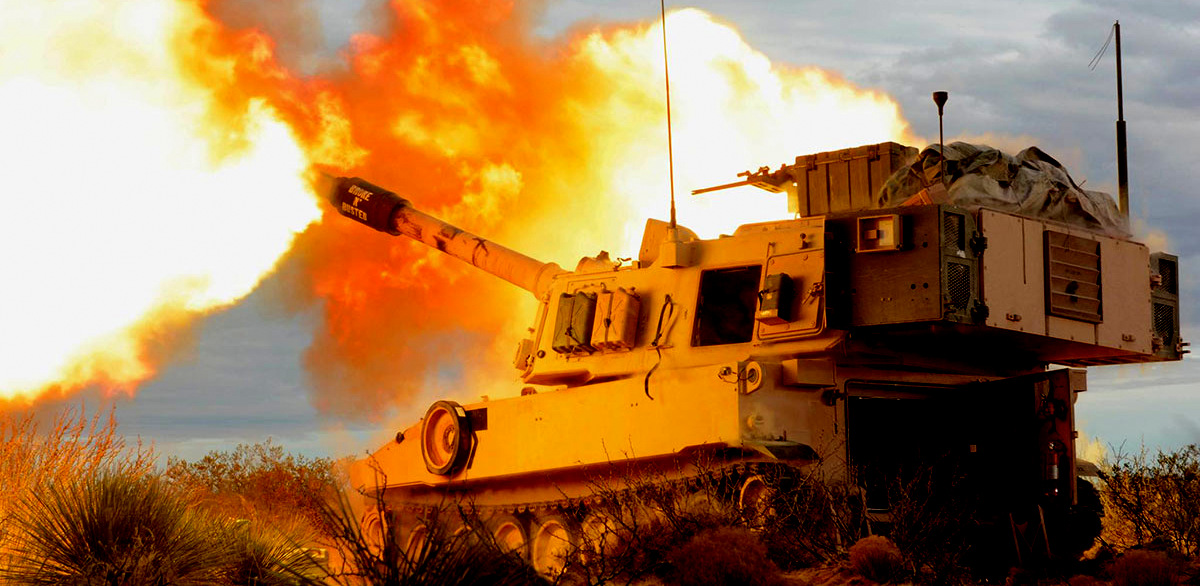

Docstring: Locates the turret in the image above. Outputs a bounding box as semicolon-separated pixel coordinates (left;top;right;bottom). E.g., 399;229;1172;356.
322;175;567;298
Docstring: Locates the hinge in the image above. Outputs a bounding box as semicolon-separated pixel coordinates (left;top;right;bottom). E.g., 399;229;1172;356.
794;154;817;171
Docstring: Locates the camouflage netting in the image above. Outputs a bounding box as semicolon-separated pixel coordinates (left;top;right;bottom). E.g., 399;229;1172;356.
877;142;1129;237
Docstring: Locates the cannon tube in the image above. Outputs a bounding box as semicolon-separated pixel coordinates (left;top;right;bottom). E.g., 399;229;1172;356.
324;176;566;298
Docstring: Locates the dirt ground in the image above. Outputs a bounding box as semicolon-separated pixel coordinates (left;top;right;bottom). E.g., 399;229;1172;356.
781;565;880;585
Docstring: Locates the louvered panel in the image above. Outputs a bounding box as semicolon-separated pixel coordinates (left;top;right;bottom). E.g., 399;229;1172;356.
1045;231;1102;323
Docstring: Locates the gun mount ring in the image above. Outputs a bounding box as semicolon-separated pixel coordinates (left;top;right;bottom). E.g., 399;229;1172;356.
421;400;472;475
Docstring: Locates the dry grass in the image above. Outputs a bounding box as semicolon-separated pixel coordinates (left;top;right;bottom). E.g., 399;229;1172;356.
0;405;154;560
665;526;785;586
1108;550;1183;586
1100;444;1200;556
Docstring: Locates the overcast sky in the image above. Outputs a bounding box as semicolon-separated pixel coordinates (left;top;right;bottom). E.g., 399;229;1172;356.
42;0;1198;463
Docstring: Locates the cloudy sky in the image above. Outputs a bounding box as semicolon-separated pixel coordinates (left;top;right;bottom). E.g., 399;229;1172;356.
16;0;1198;463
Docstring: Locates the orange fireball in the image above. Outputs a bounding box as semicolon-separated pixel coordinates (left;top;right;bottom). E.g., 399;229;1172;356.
0;0;321;401
0;0;915;417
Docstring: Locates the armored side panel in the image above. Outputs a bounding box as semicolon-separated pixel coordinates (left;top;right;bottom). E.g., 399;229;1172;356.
824;205;1168;368
979;210;1160;366
827;204;981;327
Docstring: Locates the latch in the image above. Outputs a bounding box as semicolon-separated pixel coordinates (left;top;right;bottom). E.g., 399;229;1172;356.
970;232;988;256
806;281;825;305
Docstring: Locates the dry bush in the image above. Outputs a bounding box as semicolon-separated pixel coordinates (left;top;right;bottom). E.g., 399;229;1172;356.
1067;574;1103;586
164;439;339;535
1;469;324;586
1108;550;1183;586
756;465;867;569
1099;444;1200;556
576;460;868;581
221;520;326;585
881;462;973;584
2;470;226;585
0;405;153;560
665;526;784;586
848;535;904;583
304;469;544;586
565;460;744;585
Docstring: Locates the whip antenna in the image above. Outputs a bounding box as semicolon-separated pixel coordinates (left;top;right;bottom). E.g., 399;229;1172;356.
1115;21;1128;219
1089;21;1129;220
661;0;677;229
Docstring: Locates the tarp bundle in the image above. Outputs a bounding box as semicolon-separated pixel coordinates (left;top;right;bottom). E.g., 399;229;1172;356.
877;142;1128;236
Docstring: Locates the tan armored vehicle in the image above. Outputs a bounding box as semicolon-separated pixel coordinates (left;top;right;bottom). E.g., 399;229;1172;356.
325;141;1182;573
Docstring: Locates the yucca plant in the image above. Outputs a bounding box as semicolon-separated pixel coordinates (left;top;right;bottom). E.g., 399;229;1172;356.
2;470;229;585
220;519;327;586
0;406;153;559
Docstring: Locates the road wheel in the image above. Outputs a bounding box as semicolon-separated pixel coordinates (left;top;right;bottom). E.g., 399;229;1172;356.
361;509;386;555
491;514;529;561
580;511;620;565
738;475;775;528
530;513;577;577
404;522;429;561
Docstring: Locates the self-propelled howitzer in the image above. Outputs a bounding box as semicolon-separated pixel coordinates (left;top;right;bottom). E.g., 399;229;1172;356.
321;141;1182;574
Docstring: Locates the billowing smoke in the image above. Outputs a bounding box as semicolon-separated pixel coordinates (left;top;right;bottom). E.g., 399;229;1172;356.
250;2;915;420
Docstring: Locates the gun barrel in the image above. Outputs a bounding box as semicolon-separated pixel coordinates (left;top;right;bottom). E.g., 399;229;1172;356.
691;179;753;195
325;176;565;298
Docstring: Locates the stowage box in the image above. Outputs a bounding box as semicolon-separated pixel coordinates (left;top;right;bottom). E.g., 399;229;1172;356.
789;142;917;217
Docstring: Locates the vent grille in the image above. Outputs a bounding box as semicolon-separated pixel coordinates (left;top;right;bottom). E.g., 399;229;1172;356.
943;212;964;252
1045;231;1102;323
1158;257;1178;296
1154;302;1177;347
947;262;972;310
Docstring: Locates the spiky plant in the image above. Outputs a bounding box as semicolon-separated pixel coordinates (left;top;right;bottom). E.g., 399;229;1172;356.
2;470;228;586
219;520;327;586
0;406;153;558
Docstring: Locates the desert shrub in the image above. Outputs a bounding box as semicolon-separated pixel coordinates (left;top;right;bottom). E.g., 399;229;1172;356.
1108;550;1182;586
848;535;904;583
665;526;783;586
220;520;325;586
757;467;866;569
569;462;743;584
1100;444;1200;556
2;470;229;585
165;439;338;534
0;406;153;564
882;462;972;583
1067;574;1103;586
305;471;544;586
